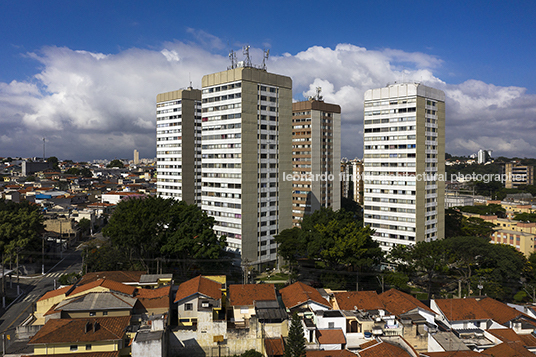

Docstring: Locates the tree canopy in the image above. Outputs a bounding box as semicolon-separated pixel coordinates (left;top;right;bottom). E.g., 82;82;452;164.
0;200;44;261
102;196;226;273
106;159;125;168
284;312;306;357
276;208;382;289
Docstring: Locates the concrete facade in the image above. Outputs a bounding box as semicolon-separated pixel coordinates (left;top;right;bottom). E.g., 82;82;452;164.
201;67;292;266
363;83;445;250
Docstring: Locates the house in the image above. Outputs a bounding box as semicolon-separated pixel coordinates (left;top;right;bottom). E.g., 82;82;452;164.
134;286;172;325
174;275;224;328
280;282;331;313
378;289;437;352
477;297;536;333
431;298;496;331
78;271;146;286
28;316;131;356
35;279;137;324
228;284;277;328
356;336;417;357
488;328;536;354
315;328;346;350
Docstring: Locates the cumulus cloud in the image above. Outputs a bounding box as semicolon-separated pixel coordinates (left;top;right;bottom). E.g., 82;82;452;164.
0;35;535;161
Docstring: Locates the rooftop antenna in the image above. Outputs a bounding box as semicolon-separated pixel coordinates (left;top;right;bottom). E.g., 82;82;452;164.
243;45;251;67
188;72;193;89
316;87;323;101
228;49;237;70
43;137;46;161
262;49;270;70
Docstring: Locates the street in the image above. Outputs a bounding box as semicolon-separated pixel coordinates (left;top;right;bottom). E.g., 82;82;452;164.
0;249;82;354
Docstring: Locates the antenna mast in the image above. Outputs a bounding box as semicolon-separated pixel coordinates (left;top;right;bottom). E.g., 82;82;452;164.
262;49;270;70
43;137;46;161
228;50;237;70
243;45;252;67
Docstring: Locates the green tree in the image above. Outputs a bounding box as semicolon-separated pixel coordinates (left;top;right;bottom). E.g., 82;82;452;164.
514;212;536;223
66;167;80;175
445;208;463;238
389;240;448;299
78;218;91;235
103;196;226;273
461;217;495;238
0;200;45;264
46;156;59;169
80;167;93;178
107;159;124;168
284;313;306;357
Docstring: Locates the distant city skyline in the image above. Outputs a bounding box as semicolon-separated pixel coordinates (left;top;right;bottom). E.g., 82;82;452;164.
1;1;535;161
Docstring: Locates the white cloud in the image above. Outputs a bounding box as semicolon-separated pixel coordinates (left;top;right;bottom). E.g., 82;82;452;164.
0;36;535;161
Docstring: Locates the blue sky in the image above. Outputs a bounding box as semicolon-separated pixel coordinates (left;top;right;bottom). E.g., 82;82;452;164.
1;0;535;161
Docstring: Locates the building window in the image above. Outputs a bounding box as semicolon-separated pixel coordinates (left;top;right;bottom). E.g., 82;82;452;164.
86;344;92;350
70;345;78;351
89;312;96;316
103;311;108;316
185;303;193;311
328;322;334;328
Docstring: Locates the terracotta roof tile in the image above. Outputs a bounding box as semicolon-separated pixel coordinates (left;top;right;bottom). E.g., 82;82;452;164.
24;353;119;357
358;340;412;357
70;279;136;297
79;271;145;285
136;286;171;310
434;298;490;321
229;284;276;306
265;337;285;356
477;297;528;324
484;341;534;357
359;340;378;349
378;289;434;316
422;352;492;357
333;291;383;311
29;316;130;344
175;275;222;303
306;350;357;357
316;329;346;345
280;282;331;310
38;285;71;302
488;328;536;346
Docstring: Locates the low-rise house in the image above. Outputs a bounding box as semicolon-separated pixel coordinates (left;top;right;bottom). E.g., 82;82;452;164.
431;298;497;331
280;282;331;313
315;329;346;350
28;316;131;356
228;283;277;328
477;297;536;333
174;275;224;328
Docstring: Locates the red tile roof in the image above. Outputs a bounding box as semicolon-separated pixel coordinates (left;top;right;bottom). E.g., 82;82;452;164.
38;285;71;302
358;340;412;357
488;328;536;346
484;341;534;357
434;298;490;321
422;352;492;357
333;291;383;311
280;282;331;310
79;271;145;285
24;353;119;357
264;337;285;356
229;284;276;306
174;275;222;303
379;288;434;316
306;350;357;357
316;329;346;345
477;297;528;324
29;316;130;344
69;279;136;297
359;340;378;349
136;286;171;310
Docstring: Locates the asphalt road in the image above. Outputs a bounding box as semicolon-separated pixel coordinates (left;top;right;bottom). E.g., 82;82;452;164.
0;249;82;353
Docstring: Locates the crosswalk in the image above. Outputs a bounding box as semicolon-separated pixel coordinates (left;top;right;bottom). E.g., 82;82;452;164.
21;293;40;303
45;272;63;279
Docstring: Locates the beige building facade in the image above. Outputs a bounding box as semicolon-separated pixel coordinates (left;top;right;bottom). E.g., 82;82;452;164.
363;83;445;250
156;88;202;205
503;162;534;189
201;67;292;266
291;99;341;226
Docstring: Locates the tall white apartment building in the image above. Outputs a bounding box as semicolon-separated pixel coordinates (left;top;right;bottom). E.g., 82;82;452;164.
363;83;445;250
156;88;202;205
201;66;292;266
